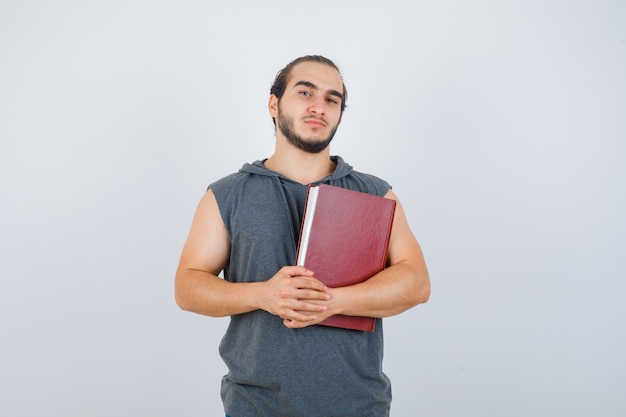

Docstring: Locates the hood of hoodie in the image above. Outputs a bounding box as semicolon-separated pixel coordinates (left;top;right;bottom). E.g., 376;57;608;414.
238;155;354;184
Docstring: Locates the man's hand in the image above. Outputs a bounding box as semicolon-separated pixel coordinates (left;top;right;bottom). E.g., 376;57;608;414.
261;266;330;328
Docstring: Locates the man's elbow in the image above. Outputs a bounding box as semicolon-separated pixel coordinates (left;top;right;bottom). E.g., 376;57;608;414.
415;282;430;305
411;272;430;306
174;273;196;312
175;287;192;312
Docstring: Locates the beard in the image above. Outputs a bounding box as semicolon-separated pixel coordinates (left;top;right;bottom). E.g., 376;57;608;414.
277;105;338;154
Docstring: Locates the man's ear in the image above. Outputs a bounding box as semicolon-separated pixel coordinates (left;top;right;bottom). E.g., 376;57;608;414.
268;94;279;119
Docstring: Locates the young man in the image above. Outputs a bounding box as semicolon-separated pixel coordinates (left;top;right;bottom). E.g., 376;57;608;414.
175;55;430;417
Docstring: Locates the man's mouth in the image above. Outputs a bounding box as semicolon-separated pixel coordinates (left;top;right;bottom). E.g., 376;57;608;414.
304;118;326;128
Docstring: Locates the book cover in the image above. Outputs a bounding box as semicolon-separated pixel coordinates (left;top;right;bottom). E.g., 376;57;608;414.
296;184;396;331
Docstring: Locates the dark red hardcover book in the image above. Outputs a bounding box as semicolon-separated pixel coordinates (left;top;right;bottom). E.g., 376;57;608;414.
295;184;396;331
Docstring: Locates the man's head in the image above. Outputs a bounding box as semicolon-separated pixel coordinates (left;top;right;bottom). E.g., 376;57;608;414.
268;55;347;154
270;55;348;115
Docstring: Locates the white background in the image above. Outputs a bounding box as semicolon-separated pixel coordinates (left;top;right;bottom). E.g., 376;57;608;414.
1;1;624;416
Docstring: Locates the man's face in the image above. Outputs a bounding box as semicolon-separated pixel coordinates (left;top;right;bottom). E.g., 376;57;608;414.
270;62;344;154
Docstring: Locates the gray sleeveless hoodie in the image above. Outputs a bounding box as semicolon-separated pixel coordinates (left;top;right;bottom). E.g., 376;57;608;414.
209;156;392;417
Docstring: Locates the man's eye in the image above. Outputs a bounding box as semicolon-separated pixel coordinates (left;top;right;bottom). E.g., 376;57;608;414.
327;98;338;104
299;90;311;96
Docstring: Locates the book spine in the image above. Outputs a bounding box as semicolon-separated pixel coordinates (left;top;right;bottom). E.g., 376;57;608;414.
295;185;320;266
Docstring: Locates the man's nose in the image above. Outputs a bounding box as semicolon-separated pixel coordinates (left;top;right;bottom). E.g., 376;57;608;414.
308;97;326;115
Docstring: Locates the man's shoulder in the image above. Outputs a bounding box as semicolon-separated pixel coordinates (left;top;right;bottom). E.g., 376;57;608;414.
208;170;247;189
331;156;390;196
336;169;391;198
208;162;271;190
346;169;388;183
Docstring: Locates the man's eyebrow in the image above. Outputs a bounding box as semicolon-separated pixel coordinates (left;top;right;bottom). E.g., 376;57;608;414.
294;80;344;101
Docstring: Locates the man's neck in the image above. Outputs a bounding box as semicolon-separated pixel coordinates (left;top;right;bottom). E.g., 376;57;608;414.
264;148;336;185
